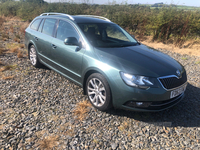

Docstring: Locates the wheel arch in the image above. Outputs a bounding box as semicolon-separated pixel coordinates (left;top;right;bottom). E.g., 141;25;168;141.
27;41;35;59
83;68;113;110
82;68;112;96
28;42;34;59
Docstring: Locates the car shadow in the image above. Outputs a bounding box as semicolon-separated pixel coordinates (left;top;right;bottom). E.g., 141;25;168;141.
107;83;200;127
40;64;51;70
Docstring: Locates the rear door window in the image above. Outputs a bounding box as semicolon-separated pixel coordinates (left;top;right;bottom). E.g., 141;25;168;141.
30;19;42;30
42;18;57;36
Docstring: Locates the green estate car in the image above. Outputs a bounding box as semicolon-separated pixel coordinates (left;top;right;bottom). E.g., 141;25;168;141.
25;13;187;112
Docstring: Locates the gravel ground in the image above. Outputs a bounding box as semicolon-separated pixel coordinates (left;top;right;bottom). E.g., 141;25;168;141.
0;42;200;149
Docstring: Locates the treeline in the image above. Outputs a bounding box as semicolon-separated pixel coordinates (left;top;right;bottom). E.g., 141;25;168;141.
0;0;200;45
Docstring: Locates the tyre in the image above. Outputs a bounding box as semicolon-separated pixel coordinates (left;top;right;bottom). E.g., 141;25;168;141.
29;45;42;68
86;73;112;111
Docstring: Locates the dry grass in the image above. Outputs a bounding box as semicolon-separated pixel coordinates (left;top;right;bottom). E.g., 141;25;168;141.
14;35;21;43
10;47;19;53
0;47;5;55
36;130;48;138
0;124;4;130
65;128;75;137
2;75;14;80
15;34;20;39
59;123;76;137
73;100;91;121
14;37;18;42
6;43;21;53
38;135;59;150
17;51;23;58
10;26;14;33
118;121;129;131
47;115;59;122
20;21;29;34
0;65;13;72
19;44;25;48
0;16;5;26
0;48;3;55
2;33;9;39
140;36;200;57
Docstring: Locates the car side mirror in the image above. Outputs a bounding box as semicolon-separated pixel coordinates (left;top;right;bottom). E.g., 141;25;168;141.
64;37;80;46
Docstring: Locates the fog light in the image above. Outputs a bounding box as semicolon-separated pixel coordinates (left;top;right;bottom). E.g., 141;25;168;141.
136;102;143;106
124;101;152;108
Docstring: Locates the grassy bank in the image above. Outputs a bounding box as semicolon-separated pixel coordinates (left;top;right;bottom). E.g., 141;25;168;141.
0;1;200;46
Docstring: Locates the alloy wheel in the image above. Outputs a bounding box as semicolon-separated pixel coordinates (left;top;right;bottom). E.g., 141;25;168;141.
87;78;106;107
29;46;37;65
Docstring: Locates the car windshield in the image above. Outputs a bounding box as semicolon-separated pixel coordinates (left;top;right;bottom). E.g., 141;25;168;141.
78;23;137;48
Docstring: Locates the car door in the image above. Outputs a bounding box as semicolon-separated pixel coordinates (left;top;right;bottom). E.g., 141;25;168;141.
36;18;57;65
34;18;45;55
28;18;42;51
51;20;85;83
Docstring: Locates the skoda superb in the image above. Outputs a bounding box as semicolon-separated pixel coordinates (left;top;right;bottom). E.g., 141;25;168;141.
25;13;187;111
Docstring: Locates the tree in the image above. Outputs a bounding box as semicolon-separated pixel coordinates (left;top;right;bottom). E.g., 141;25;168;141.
0;0;14;3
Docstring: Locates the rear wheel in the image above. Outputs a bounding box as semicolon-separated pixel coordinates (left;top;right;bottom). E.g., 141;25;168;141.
86;73;112;111
29;45;42;68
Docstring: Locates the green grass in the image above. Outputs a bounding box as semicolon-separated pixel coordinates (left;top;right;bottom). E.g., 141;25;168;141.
149;4;200;11
195;61;200;64
177;5;200;10
181;57;188;60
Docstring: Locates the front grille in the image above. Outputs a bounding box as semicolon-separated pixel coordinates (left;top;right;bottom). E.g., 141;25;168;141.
159;71;187;90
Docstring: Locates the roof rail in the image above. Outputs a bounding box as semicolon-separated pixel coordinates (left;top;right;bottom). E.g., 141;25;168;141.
76;15;111;22
40;12;74;21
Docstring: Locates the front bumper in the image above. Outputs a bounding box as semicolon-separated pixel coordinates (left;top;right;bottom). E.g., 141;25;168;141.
110;76;187;112
120;92;185;112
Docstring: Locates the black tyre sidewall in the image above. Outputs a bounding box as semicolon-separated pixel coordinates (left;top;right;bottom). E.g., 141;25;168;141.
86;73;112;111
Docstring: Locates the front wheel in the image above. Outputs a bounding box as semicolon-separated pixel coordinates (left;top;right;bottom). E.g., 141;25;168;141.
86;73;112;111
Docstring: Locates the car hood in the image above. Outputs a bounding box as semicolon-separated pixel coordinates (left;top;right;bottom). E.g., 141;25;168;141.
94;44;184;77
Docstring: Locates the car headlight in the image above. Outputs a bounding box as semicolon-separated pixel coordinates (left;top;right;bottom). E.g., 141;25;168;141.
120;72;157;89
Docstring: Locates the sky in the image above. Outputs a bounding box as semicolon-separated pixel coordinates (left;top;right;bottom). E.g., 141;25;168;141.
44;0;200;7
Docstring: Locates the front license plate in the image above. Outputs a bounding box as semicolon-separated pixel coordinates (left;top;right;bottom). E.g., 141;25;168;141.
170;84;187;99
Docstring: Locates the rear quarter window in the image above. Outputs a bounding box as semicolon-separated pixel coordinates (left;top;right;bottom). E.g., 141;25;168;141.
38;19;44;32
30;19;42;30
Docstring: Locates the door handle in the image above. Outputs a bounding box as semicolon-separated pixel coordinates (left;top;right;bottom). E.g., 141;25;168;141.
51;44;57;49
34;37;38;41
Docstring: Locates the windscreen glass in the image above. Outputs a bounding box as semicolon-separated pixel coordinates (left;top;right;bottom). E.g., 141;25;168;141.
78;23;137;47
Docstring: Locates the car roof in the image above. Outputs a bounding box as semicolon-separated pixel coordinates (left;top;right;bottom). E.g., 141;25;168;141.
37;13;114;24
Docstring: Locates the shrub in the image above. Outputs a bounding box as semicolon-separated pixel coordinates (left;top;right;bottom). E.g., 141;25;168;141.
0;1;200;45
